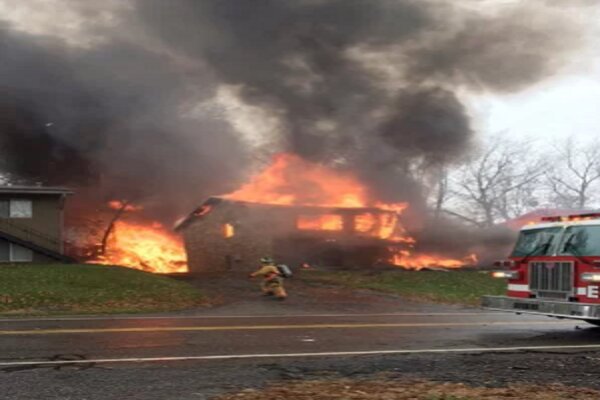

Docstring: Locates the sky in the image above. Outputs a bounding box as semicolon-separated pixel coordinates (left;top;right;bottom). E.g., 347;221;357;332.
468;73;600;142
465;0;600;143
0;0;598;153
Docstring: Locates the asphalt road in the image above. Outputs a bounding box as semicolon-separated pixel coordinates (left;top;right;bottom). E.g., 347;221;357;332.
2;283;600;399
0;310;592;363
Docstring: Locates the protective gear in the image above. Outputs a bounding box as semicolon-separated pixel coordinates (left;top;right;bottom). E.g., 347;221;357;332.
276;264;293;278
260;256;275;265
250;261;287;299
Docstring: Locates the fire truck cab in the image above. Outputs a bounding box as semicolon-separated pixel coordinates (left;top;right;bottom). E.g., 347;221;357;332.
482;213;600;324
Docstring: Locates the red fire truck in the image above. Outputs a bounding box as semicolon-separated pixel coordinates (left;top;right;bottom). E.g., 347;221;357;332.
482;213;600;325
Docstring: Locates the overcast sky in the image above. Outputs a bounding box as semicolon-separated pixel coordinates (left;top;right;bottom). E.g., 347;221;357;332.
468;69;600;142
1;0;598;145
466;1;600;143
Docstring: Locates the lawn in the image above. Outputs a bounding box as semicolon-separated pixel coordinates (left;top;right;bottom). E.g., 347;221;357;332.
300;269;506;305
0;263;206;315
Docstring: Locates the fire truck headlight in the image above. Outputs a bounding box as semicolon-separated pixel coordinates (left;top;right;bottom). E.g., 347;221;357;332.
581;273;600;282
491;271;520;279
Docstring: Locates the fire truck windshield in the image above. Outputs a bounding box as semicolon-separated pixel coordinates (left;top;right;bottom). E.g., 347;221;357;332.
558;225;600;256
511;227;563;257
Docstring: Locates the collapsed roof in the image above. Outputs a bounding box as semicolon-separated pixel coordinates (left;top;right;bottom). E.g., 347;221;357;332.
174;196;397;232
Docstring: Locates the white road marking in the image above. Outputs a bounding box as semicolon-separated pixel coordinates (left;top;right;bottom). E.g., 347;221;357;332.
0;312;507;323
2;344;600;367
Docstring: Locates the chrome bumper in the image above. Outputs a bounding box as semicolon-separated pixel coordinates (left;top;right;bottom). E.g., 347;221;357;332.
482;295;600;320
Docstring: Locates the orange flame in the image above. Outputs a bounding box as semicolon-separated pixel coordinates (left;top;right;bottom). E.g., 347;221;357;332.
297;214;343;231
225;153;406;210
108;200;143;212
225;153;416;242
93;220;188;274
355;213;377;233
194;205;212;217
389;249;478;271
223;153;477;270
223;223;235;238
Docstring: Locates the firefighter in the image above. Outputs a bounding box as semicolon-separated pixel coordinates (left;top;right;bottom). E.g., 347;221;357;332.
249;256;287;300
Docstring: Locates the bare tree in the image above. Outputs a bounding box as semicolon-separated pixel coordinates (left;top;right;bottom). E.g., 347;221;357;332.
446;136;546;227
429;166;450;220
495;178;541;221
546;137;600;210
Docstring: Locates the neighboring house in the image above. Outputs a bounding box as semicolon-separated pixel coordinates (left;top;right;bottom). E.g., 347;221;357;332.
0;185;73;263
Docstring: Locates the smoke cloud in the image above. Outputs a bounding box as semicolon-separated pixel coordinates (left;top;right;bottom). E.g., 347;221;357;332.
0;0;588;221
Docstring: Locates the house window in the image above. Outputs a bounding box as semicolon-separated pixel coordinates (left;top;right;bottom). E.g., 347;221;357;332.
0;240;33;262
9;243;33;262
297;214;343;231
223;223;235;238
0;199;33;218
0;201;8;218
10;200;33;218
0;239;9;261
354;213;377;233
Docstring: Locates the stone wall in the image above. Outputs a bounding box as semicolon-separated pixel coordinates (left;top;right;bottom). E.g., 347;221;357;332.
183;202;284;274
181;200;397;275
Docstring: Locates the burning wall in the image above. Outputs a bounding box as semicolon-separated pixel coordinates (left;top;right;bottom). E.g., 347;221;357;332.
177;199;283;274
176;197;404;274
177;153;477;273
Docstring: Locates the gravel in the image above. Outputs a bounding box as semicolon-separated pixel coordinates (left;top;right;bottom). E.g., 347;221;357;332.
3;351;600;399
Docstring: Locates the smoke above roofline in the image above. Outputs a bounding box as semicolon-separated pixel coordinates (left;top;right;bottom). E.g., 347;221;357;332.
0;0;590;222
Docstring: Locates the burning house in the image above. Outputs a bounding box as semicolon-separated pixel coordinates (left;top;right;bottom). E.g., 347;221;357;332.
175;197;403;273
0;2;578;276
175;154;476;274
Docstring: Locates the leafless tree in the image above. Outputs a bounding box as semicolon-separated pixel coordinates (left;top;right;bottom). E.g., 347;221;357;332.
446;136;546;227
495;179;541;221
546;137;600;210
429;166;450;220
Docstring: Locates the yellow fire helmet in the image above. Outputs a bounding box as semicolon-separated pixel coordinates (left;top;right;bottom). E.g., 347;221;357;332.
260;256;274;265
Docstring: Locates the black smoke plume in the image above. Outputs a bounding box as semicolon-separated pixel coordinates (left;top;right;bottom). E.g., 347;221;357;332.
0;0;585;227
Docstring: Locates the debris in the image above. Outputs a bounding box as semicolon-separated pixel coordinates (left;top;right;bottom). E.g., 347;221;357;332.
214;378;600;400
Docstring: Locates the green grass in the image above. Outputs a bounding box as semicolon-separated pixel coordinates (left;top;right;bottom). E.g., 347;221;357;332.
300;269;506;305
0;263;206;315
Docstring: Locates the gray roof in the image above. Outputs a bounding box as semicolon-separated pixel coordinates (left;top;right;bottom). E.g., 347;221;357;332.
0;185;73;195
